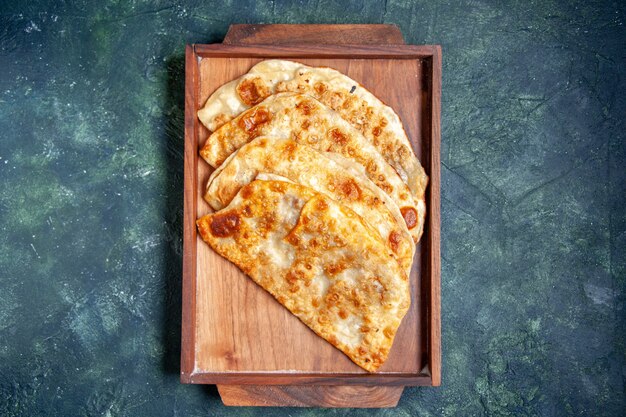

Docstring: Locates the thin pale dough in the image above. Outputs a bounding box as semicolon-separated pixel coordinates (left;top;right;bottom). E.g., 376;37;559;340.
196;180;411;372
197;59;428;202
200;92;425;241
205;137;414;275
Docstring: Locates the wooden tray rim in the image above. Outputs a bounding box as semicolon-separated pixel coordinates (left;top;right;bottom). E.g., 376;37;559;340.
181;43;441;386
194;43;440;58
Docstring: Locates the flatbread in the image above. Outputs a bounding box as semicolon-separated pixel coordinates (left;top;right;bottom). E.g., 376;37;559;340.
200;92;425;241
205;137;414;275
196;180;411;372
197;59;428;203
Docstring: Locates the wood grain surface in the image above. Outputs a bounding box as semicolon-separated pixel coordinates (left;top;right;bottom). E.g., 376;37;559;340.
427;46;442;387
181;44;198;383
195;56;424;374
181;25;441;394
194;43;440;58
223;24;405;45
218;384;404;407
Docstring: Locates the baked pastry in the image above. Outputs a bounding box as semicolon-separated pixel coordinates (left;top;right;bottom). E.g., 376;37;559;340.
205;136;414;274
200;92;425;241
197;59;428;206
197;180;411;372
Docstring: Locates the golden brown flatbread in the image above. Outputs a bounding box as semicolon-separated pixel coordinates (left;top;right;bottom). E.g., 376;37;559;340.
197;59;428;206
200;92;425;241
196;180;411;372
205;137;414;275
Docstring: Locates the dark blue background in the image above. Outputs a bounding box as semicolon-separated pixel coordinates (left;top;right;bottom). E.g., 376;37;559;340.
0;1;624;415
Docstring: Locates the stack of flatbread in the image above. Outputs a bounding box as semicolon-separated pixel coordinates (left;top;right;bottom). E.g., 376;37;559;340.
196;60;428;372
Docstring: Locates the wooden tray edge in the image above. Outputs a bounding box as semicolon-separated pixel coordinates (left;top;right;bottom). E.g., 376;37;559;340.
193;43;440;59
223;24;405;45
185;372;433;386
181;44;199;383
218;385;404;407
428;45;442;387
180;40;442;388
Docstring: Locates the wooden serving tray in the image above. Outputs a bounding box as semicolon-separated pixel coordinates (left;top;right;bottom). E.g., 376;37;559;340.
181;24;441;408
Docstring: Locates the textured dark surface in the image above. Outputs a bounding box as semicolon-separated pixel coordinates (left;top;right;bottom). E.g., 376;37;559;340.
0;1;624;415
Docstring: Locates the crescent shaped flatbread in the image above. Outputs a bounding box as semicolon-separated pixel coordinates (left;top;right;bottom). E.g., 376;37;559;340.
197;59;428;202
200;92;425;241
205;137;414;275
196;180;411;372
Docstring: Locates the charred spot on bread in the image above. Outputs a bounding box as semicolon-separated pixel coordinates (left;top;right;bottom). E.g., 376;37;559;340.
388;231;402;253
237;77;270;106
295;100;313;115
329;128;348;146
238;107;272;134
400;207;418;229
340;178;362;200
210;212;240;237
